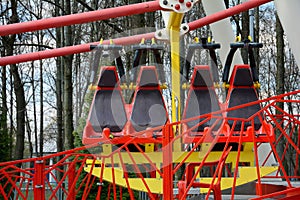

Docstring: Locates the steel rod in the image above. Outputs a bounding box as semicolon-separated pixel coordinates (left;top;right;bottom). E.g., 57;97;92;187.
0;1;161;36
0;0;272;66
189;0;272;30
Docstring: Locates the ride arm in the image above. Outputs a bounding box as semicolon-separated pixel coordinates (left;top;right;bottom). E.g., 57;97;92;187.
153;48;166;83
90;48;102;85
208;49;219;83
222;47;238;84
183;47;194;82
113;50;125;81
183;41;221;83
132;49;144;83
223;42;262;84
248;47;259;83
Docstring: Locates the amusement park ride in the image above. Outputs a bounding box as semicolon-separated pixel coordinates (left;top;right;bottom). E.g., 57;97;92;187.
1;0;300;199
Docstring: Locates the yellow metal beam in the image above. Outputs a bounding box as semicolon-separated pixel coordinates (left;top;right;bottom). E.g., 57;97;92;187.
85;150;255;165
167;12;184;152
85;162;277;194
167;12;183;123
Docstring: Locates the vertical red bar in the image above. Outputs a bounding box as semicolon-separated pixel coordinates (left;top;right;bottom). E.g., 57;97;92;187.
162;124;173;200
34;160;45;200
68;163;76;200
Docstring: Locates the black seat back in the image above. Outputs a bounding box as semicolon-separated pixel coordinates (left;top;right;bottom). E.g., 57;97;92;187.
183;66;222;132
227;65;262;131
89;66;127;132
130;66;168;132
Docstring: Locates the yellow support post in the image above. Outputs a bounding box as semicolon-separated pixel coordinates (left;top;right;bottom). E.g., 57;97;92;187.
167;12;184;152
167;12;183;123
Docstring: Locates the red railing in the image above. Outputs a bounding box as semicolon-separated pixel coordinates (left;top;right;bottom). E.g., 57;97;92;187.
0;90;299;199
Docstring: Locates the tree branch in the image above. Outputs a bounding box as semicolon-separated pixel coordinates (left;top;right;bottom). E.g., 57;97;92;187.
0;43;54;50
75;0;125;34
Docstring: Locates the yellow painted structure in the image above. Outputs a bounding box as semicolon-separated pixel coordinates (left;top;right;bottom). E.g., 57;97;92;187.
85;156;278;194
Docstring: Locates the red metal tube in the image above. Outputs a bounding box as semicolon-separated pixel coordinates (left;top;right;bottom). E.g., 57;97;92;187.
0;1;161;36
0;32;155;66
33;160;45;200
162;125;173;200
0;0;272;66
189;0;272;30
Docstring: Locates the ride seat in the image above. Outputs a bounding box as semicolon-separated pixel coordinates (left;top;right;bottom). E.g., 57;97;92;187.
227;65;262;131
83;66;127;144
183;66;222;133
130;66;168;132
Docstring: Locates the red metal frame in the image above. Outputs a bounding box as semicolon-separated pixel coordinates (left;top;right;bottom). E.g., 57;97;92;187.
0;89;300;199
0;1;162;37
0;0;299;199
189;0;272;31
0;0;272;66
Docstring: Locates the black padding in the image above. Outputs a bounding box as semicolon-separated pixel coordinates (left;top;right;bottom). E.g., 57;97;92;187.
233;68;253;86
138;68;159;87
193;69;214;87
227;88;262;131
98;69;118;87
89;105;101;132
131;90;167;132
90;90;127;132
185;89;222;132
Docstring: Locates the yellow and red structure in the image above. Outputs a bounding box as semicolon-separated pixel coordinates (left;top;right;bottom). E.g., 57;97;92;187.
1;0;300;200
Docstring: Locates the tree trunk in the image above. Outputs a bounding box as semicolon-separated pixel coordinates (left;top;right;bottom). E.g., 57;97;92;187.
31;61;39;156
2;0;25;161
275;14;287;171
11;63;26;160
241;11;249;63
276;15;285;102
55;0;64;154
0;54;10;162
254;7;260;76
64;0;75;150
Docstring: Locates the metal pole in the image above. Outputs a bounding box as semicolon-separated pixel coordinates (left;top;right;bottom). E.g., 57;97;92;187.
0;1;162;36
188;0;272;31
0;32;155;66
33;160;45;200
162;125;173;200
0;0;272;66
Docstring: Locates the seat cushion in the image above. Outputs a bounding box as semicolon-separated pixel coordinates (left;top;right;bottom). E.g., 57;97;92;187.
227;88;262;131
131;90;167;132
185;89;222;132
91;90;127;132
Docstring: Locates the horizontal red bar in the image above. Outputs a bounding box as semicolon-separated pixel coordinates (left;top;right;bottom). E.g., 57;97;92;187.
189;0;272;30
0;33;155;66
0;1;161;36
0;0;272;66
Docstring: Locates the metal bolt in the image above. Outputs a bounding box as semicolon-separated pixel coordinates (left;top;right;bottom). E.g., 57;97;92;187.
186;2;192;8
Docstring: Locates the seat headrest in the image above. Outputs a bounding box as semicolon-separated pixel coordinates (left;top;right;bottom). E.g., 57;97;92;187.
137;66;159;87
98;66;118;87
192;66;214;87
233;66;253;86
